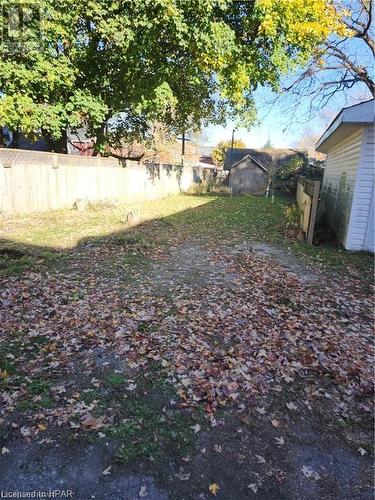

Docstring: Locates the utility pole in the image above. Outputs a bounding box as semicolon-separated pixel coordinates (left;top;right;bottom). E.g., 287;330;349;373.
230;128;235;167
181;130;185;165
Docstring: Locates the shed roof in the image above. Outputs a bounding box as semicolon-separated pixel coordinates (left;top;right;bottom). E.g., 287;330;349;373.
224;148;305;171
316;99;375;153
230;153;268;172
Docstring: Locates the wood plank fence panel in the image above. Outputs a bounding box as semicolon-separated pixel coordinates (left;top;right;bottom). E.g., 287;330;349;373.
296;176;321;245
0;149;211;216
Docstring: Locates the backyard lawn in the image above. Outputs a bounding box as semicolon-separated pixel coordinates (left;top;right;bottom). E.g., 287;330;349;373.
0;194;373;499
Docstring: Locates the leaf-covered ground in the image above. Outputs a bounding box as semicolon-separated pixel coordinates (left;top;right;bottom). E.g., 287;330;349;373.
0;195;373;499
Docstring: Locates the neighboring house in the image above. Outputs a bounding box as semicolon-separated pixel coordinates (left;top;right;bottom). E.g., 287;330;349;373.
2;127;50;151
199;155;215;166
67;128;94;156
2;126;92;155
316;99;374;252
225;148;306;195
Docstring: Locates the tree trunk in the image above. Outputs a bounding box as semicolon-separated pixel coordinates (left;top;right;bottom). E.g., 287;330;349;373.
10;130;20;148
93;122;107;156
55;129;68;154
43;129;68;153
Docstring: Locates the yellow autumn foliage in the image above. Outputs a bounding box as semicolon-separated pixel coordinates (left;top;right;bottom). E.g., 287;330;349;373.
256;0;348;47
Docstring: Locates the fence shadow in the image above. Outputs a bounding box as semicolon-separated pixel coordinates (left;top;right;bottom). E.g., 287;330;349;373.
0;196;224;276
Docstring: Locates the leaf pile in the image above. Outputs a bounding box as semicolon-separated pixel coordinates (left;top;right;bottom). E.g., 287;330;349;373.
0;237;373;439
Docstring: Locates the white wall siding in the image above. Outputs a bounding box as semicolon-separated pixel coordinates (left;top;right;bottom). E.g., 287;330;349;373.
347;125;375;251
322;127;364;247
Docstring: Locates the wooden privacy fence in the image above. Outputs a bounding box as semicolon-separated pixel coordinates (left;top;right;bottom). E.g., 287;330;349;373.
296;176;321;245
0;148;214;216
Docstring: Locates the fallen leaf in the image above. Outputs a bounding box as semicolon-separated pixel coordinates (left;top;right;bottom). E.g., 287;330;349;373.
176;470;191;481
209;483;220;496
286;402;298;411
139;485;147;497
80;413;106;430
301;465;320;480
248;484;258;493
256;407;266;415
20;426;32;438
102;466;112;476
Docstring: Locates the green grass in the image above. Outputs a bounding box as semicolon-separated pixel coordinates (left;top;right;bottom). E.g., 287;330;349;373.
109;400;196;464
105;373;127;387
27;378;51;395
104;369;199;464
81;389;102;405
17;395;54;412
15;378;54;412
0;332;49;376
291;240;374;277
0;196;210;249
0;194;372;280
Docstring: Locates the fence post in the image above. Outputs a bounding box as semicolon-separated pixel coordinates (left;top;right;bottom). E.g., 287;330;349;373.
52;154;58;169
306;180;320;245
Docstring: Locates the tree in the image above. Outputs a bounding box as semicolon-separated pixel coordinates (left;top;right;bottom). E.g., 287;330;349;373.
212;139;246;167
273;157;305;194
270;0;374;119
293;126;326;161
0;0;345;153
263;135;273;149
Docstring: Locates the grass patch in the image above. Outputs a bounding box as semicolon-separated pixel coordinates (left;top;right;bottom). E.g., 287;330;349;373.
16;378;54;412
121;253;148;268
0;247;40;276
105;373;127;387
1;194;372;280
82;389;102;405
0;334;51;385
109;399;196;464
102;367;199;464
0;340;21;375
17;395;54;412
290;240;374;283
27;378;51;396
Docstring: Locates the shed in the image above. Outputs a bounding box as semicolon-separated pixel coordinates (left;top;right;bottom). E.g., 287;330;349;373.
226;148;306;195
228;154;268;195
316;99;374;252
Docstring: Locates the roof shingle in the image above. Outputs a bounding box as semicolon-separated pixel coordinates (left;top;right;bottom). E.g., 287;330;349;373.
224;148;306;171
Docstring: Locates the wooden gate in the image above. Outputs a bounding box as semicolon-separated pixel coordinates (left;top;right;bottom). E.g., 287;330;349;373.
296;177;320;245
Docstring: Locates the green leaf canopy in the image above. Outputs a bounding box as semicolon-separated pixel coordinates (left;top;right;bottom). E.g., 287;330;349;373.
0;0;343;151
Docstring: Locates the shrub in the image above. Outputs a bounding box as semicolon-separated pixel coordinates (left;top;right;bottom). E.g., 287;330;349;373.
274;157;304;194
187;179;231;195
274;158;324;195
283;203;300;229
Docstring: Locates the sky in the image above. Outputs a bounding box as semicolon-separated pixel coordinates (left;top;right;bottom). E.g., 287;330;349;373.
201;82;372;150
200;33;373;150
201;86;302;149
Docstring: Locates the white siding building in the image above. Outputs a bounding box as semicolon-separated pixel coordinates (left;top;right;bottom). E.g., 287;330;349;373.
316;99;375;252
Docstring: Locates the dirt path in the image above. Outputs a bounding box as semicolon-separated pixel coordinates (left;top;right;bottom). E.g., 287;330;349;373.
0;233;373;499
